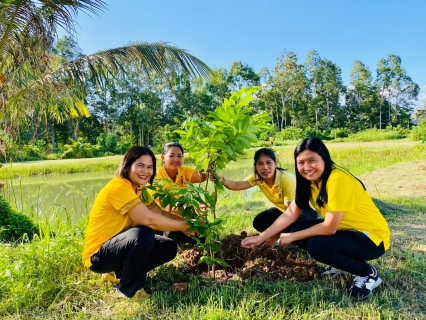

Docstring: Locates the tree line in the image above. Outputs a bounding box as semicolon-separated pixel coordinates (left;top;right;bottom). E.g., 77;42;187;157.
0;1;424;160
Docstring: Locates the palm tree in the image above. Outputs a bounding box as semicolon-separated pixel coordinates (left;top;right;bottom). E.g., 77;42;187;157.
0;0;212;123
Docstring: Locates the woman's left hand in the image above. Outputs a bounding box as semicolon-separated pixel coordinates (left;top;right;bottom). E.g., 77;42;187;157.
277;233;294;246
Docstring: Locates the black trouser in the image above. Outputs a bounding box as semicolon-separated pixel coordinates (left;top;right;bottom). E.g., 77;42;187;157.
253;207;318;232
256;217;386;277
90;226;177;298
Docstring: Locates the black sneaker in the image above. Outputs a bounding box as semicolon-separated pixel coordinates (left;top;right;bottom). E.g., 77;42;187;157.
319;265;349;278
348;265;382;298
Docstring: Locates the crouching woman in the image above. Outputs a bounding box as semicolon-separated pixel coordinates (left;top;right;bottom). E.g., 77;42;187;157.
241;138;390;298
82;146;193;300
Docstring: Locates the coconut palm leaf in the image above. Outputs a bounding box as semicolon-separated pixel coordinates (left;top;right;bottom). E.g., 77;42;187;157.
3;41;213;118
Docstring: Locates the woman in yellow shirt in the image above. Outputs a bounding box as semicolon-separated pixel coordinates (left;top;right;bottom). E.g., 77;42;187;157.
156;142;208;187
242;138;390;299
82;146;193;300
156;142;208;243
213;148;317;246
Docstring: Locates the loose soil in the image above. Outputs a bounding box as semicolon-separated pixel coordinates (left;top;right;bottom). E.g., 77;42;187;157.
178;232;320;283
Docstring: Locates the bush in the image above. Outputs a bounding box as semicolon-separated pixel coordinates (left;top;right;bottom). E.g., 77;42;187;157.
60;138;95;159
0;196;39;242
277;127;306;141
410;119;426;141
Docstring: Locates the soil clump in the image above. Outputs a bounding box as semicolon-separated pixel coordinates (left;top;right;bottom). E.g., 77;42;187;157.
178;232;320;283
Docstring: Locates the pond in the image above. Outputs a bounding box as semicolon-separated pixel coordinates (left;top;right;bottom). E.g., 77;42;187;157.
0;158;261;223
1;172;114;222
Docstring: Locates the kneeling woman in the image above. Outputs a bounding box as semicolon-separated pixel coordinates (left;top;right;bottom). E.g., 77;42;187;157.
241;138;390;298
82;146;193;300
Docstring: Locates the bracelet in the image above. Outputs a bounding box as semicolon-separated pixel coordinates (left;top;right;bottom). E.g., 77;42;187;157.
221;176;226;184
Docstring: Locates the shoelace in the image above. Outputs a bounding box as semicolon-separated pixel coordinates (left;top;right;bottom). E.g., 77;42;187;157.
353;275;368;288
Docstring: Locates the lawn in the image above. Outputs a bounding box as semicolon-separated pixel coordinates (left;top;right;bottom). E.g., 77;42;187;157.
0;140;425;319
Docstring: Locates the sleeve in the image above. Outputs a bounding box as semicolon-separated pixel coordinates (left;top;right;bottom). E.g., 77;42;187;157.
183;166;196;182
281;172;296;202
244;173;257;187
107;180;142;216
326;171;355;212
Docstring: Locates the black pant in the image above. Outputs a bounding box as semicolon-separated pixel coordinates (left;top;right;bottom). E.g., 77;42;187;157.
256;216;386;277
90;226;177;298
253;207;318;232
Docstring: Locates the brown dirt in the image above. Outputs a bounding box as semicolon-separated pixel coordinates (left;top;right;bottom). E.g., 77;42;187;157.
177;232;320;283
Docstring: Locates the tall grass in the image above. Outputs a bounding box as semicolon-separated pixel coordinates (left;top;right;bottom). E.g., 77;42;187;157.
0;141;425;319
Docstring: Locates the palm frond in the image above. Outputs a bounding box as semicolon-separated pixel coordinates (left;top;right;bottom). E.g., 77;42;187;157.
4;42;213;114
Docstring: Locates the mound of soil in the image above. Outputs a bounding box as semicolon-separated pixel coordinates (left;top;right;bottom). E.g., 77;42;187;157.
178;232;320;283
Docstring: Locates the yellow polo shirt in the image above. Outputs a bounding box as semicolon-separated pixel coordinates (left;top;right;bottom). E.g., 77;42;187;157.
82;177;155;268
310;166;390;250
245;169;296;211
156;166;196;189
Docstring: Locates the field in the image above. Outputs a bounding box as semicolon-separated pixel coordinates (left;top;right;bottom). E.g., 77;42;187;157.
0;140;425;319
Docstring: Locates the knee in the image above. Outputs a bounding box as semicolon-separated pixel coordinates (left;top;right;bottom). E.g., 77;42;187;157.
306;237;328;261
252;215;264;232
129;226;155;248
162;239;178;262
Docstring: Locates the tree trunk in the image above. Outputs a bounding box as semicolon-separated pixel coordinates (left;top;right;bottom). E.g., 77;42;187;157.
50;123;56;150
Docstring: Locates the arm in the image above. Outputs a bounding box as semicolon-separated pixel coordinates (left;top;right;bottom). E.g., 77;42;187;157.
149;202;185;221
209;173;251;191
190;170;208;183
278;211;343;245
241;200;302;248
127;203;191;233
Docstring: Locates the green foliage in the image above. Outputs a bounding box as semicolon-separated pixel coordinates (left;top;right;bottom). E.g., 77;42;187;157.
60;138;96;159
177;86;271;171
0;196;39;242
410;118;426;141
346;127;409;142
277;127;306;140
149;179;228;268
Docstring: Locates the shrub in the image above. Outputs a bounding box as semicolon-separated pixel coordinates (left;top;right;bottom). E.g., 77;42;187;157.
277;127;306;141
60;138;95;159
0;196;39;242
410;119;426;141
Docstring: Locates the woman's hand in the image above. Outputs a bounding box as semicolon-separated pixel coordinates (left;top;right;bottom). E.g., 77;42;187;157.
276;233;294;246
261;234;280;248
241;235;264;248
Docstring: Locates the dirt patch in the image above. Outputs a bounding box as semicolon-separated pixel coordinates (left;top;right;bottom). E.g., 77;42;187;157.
178;232;320;283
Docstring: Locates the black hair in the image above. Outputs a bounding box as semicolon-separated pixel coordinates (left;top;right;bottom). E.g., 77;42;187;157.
162;142;184;155
253;148;286;182
294;137;365;209
116;146;156;185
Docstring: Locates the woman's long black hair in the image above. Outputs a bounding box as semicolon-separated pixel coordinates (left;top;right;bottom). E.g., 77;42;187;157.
294;137;366;209
116;146;157;185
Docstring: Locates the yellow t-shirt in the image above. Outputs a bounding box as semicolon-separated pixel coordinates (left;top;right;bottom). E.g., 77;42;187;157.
82;177;155;268
156;166;196;189
245;169;296;211
310;167;390;250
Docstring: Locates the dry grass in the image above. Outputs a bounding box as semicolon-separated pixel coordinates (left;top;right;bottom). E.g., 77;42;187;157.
359;161;426;254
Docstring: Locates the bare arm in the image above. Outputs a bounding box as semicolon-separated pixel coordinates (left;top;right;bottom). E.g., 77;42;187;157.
127;203;191;233
190;171;208;183
241;200;302;248
278;211;343;245
209;173;251;191
150;202;185;221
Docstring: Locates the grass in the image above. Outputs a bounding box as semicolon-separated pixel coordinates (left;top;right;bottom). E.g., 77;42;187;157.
0;140;425;319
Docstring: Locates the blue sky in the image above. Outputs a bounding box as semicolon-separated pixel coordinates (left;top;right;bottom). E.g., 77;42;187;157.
66;0;426;109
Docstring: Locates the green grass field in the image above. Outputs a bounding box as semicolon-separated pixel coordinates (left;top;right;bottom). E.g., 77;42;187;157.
0;140;425;319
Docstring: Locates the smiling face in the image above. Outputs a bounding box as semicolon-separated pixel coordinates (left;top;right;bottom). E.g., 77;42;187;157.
161;146;184;172
255;155;278;183
128;155;154;189
296;150;325;184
